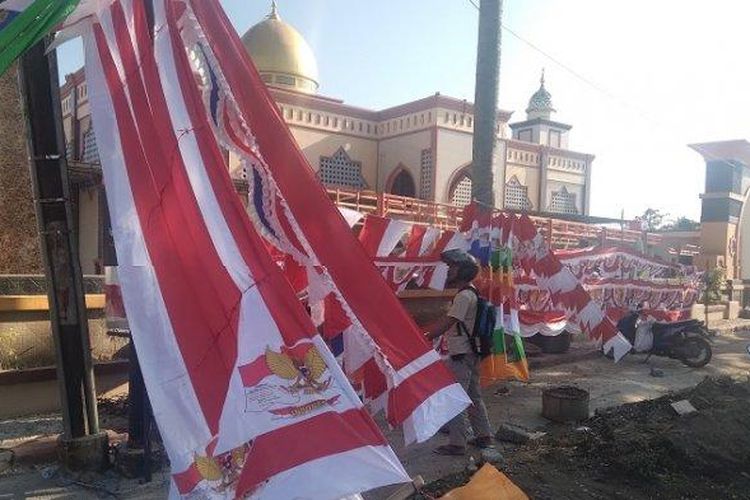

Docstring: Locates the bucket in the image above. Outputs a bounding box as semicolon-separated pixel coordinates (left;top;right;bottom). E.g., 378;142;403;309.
541;386;590;422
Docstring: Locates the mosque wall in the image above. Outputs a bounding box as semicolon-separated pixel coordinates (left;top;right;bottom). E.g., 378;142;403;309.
288;125;379;188
505;163;541;211
434;128;473;203
378;129;431;193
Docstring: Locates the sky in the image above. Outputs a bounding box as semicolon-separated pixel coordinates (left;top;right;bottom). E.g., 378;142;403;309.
56;0;750;222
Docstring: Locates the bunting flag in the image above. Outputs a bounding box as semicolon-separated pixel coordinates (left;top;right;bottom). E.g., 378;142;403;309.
0;0;79;75
465;211;529;385
187;0;470;446
556;246;682;280
462;204;632;361
81;1;412;497
358;215;412;257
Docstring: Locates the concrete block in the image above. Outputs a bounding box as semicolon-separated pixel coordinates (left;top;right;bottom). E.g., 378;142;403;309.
725;300;740;319
57;432;109;472
495;423;546;444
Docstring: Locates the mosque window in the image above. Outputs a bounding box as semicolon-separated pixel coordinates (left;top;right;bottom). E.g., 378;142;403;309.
419;149;433;200
319;148;367;190
325;116;330;126
504;177;533;211
286;108;293;119
517;129;532;142
296;110;303;121
367;124;371;134
333;118;339;128
359;122;363;132
444;113;450;123
81;128;100;165
450;173;473;208
315;114;321;125
261;74;273;83
549;129;561;148
549;186;578;214
389;168;416;198
428;112;432;122
468;117;473;127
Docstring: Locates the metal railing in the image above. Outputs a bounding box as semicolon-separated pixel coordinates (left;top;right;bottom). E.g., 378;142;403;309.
327;187;666;250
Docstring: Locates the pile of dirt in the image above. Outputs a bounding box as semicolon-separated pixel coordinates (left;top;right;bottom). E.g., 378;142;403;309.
417;377;750;499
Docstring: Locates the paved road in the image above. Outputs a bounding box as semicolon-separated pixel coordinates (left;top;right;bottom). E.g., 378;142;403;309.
3;326;749;499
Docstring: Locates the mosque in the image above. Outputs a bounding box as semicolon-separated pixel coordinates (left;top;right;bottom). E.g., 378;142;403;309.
60;2;596;274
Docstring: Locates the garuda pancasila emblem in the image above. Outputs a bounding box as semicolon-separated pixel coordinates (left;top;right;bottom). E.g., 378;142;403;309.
265;345;331;394
194;443;249;491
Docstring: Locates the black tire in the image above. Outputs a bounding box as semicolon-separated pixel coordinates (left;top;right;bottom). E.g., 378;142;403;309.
679;336;712;368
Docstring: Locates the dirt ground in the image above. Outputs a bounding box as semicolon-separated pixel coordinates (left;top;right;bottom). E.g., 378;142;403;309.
2;325;749;499
416;376;750;500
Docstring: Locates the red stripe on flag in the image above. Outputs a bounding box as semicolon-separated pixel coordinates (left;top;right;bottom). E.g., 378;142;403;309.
98;5;240;434
238;342;316;387
358;215;389;256
430;230;455;257
405;225;426;258
235;408;388;497
164;0;317;345
172;463;202;494
238;355;271;387
387;360;455;425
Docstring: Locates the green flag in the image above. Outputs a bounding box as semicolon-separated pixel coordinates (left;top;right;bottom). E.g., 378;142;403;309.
0;0;79;76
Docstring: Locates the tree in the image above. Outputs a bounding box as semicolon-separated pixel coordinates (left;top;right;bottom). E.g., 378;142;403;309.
470;0;503;207
662;216;700;231
640;208;667;231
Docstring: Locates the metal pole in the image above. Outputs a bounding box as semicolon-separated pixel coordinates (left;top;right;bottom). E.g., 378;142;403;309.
471;0;503;207
18;40;102;450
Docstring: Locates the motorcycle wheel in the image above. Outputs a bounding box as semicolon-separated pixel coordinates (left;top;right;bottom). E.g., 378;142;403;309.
679;337;712;368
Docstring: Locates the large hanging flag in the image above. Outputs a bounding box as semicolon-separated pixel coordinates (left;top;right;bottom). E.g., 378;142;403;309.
186;0;470;445
0;0;79;75
81;1;410;497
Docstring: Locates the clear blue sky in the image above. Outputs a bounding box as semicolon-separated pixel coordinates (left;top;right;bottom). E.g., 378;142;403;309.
57;0;750;222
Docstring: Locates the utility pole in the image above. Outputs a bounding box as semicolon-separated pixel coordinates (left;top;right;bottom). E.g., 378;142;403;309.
19;39;108;470
471;0;503;208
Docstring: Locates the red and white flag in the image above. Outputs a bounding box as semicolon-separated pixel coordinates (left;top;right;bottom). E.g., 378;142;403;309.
81;1;410;497
358;215;412;257
187;0;470;445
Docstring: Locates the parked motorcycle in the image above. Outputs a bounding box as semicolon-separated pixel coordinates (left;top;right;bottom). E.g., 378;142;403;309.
614;309;713;368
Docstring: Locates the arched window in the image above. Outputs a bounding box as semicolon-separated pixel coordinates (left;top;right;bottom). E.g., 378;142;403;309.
450;172;473;208
388;168;416;198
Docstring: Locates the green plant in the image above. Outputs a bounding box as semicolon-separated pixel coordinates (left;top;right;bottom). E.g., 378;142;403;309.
701;268;726;304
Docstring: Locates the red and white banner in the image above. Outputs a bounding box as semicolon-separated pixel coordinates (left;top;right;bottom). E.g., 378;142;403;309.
556;246;681;280
81;1;413;497
186;0;469;449
374;257;448;293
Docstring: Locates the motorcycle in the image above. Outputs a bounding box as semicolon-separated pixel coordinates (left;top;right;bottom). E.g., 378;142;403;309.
615;309;713;368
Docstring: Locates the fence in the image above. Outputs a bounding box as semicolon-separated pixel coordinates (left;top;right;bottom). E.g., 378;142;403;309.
327;188;664;250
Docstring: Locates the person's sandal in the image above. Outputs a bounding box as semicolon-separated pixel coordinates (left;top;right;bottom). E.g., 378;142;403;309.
433;444;466;456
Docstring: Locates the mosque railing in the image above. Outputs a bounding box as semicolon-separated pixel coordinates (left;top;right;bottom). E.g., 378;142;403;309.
326;187;664;250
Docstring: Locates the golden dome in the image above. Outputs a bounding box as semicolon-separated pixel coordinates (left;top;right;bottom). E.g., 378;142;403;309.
241;2;319;94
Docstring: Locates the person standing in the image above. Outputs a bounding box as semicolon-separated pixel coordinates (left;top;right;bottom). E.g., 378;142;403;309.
425;250;494;455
